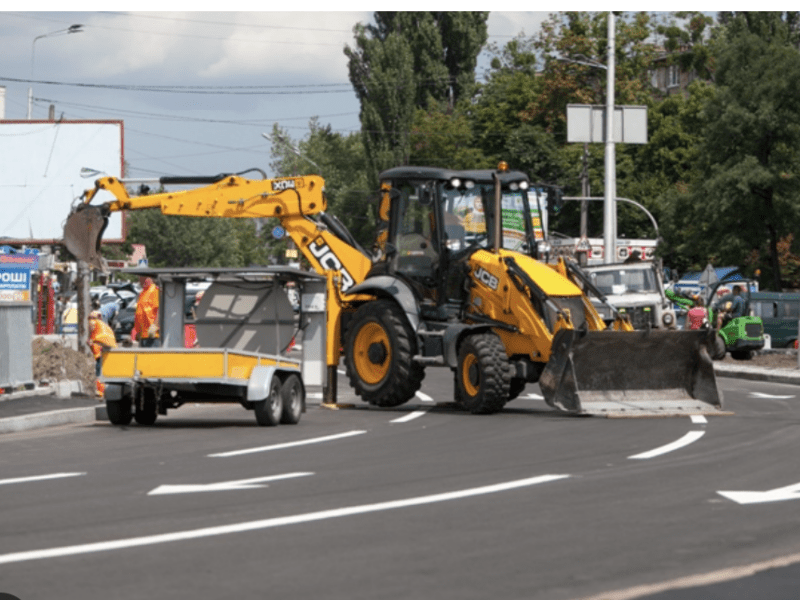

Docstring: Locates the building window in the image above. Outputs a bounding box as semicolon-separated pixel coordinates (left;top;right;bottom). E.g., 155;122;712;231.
668;65;679;88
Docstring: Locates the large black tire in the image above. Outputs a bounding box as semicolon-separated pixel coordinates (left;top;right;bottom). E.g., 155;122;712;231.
280;374;304;425
106;395;132;426
710;333;727;360
344;300;424;407
507;377;527;401
254;377;283;426
456;333;512;414
134;388;158;426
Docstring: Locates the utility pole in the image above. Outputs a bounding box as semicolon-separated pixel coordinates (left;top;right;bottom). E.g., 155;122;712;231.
602;11;616;264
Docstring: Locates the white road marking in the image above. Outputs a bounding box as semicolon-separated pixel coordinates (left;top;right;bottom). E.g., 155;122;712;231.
750;391;795;399
337;369;347;376
0;474;569;565
628;431;705;460
718;481;800;505
415;391;434;403
391;410;428;423
208;430;367;458
0;472;85;486
307;392;323;399
148;472;313;495
524;393;545;400
690;415;707;424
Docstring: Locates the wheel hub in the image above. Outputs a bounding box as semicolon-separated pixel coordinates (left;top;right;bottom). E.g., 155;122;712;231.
367;341;388;365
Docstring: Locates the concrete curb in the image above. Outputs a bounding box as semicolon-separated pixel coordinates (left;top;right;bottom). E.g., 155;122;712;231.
0;406;104;434
714;363;800;386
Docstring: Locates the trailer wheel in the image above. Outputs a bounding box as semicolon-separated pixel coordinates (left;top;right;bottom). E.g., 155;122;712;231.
345;300;424;407
106;394;132;426
280;374;303;425
254;377;283;426
134;388;158;426
456;333;511;414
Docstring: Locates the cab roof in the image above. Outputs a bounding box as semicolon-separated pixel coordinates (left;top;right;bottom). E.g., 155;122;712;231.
379;166;529;185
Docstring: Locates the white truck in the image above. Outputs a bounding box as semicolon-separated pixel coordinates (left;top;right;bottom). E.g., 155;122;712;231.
581;261;677;330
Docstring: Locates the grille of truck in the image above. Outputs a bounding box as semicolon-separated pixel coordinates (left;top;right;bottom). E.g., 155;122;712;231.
745;322;763;338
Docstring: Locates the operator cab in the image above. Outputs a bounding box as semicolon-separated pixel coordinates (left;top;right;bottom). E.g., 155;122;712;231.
375;164;539;316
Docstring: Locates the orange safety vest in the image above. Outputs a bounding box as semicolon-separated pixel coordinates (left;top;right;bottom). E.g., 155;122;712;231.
89;319;117;359
135;283;160;339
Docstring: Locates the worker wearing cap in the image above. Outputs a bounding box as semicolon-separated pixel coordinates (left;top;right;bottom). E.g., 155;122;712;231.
135;276;160;347
88;310;117;397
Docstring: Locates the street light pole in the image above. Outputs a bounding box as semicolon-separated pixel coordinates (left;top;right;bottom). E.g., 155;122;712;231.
261;132;322;175
603;11;616;264
27;24;83;120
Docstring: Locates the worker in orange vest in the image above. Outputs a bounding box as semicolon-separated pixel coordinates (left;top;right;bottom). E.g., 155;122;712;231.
88;310;117;397
135;276;160;347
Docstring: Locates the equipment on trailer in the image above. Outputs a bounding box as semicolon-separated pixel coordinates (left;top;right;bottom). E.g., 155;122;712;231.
98;267;325;427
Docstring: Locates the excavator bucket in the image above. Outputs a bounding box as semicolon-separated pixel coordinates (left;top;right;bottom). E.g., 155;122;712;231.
63;204;109;272
539;328;723;417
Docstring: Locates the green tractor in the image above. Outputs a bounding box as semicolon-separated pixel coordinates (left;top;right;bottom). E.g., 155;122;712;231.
666;271;765;360
707;274;765;360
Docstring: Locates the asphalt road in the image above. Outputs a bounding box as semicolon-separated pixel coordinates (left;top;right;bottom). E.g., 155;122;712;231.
1;370;800;600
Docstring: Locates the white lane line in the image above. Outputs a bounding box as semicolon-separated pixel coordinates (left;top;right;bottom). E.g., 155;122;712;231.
337;369;347;376
628;431;705;460
415;391;434;403
148;473;314;495
0;474;569;565
750;392;795;399
691;415;707;424
208;430;367;458
391;410;428;423
0;473;85;486
524;393;545;400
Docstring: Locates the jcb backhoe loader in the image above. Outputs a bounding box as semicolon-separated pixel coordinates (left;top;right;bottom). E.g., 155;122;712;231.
64;165;723;416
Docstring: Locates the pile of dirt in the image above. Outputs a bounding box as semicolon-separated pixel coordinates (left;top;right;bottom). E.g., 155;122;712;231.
31;337;96;393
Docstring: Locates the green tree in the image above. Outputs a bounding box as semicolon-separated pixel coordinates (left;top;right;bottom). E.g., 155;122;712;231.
268;120;373;249
691;12;800;289
125;210;268;268
345;12;488;183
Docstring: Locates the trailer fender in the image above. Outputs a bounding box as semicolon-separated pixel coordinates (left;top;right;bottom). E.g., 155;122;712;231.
346;276;420;331
247;366;279;402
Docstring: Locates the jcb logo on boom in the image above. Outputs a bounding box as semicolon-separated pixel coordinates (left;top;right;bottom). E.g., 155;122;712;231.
272;179;296;192
474;267;499;291
309;240;355;292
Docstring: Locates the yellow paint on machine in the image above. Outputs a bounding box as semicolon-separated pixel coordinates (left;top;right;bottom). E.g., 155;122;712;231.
102;349;295;381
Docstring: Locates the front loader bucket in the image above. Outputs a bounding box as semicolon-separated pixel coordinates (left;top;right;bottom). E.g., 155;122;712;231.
63;205;109;272
539;329;723;417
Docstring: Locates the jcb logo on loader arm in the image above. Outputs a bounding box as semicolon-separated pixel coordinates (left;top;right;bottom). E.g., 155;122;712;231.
272;179;296;191
309;240;355;292
474;267;499;291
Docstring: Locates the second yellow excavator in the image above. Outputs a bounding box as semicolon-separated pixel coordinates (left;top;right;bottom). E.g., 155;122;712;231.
64;164;723;417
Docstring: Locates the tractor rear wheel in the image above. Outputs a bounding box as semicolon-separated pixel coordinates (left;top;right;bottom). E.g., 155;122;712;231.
456;333;511;414
345;300;424;407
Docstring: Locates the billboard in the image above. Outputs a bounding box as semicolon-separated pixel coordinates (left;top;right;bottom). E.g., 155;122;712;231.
0;120;124;244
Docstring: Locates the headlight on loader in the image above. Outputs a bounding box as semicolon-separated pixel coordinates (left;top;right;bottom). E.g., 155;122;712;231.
663;312;674;327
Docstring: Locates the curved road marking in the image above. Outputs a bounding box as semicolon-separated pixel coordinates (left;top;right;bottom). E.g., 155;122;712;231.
208;430;367;458
391;410;428;423
628;431;705;460
0;472;85;486
0;474;570;565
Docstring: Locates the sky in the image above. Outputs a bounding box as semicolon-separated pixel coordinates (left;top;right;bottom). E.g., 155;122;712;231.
0;11;552;181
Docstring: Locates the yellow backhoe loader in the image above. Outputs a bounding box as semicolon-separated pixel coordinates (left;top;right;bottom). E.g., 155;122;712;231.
64;165;723;416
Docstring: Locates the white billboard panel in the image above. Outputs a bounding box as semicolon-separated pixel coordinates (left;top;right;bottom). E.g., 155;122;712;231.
566;105;648;145
0;121;124;244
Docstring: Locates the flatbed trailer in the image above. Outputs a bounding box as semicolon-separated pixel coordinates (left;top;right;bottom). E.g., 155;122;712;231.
100;266;327;427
